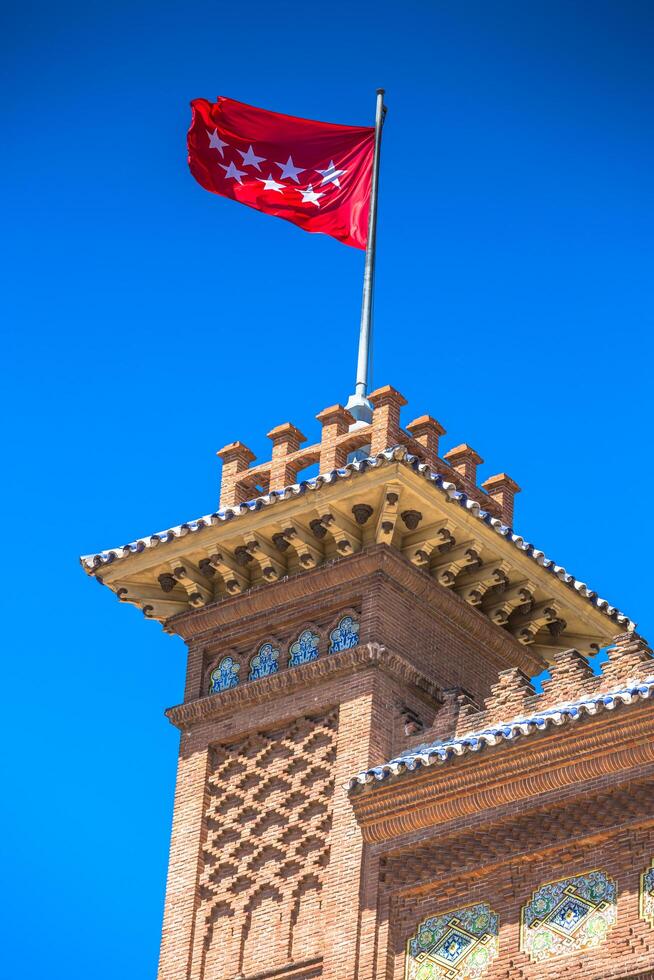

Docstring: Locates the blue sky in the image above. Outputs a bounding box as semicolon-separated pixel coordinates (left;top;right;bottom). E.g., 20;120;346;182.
3;1;653;976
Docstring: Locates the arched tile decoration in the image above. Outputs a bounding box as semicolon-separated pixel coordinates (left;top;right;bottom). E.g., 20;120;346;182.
521;870;617;962
210;656;240;693
405;902;499;979
640;859;654;929
328;614;360;653
249;642;280;681
288;629;320;667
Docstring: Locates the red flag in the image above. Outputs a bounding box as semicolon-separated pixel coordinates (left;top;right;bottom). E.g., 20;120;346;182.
188;97;374;249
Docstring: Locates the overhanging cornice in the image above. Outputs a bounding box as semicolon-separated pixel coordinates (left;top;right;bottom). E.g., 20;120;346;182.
79;449;632;660
166;548;543;676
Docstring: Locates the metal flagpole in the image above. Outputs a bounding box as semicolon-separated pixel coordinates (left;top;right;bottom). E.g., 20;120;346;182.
346;88;386;425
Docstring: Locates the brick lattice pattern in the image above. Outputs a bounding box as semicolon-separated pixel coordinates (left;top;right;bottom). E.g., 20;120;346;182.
193;710;338;979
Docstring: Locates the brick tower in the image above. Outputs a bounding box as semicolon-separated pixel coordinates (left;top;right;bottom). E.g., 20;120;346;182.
81;386;654;980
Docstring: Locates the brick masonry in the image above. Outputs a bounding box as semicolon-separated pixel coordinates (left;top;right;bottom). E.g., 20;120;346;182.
86;388;651;980
156;534;654;979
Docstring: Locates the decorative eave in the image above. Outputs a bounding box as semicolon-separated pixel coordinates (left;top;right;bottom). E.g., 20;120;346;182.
79;447;633;660
348;675;654;792
165;643;440;730
347;677;654;842
157;546;546;679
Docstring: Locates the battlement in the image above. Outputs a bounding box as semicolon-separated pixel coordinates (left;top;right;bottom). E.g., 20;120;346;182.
81;382;631;664
216;384;520;524
372;634;654;764
350;633;654;799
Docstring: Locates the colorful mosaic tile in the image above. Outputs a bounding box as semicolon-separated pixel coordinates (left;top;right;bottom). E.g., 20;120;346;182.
328;615;360;653
288;629;320;667
521;870;617;962
210;656;240;693
640;859;654;929
405;902;499;980
248;642;279;681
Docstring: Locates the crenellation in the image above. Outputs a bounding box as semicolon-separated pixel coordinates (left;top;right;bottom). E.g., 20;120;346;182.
210;390;525;536
367;384;407;454
601;632;654;685
390;632;654;753
404;687;479;747
483;665;536;718
217;441;258;508
540;647;595;704
267;423;307;486
315;404;354;471
482;472;521;526
443;442;484;484
405;415;446;470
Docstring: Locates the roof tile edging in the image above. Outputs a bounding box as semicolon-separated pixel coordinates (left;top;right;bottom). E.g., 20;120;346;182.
79;446;634;630
347;675;654;793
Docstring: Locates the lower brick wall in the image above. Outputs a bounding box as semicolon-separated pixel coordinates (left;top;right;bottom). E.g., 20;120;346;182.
159;665;407;979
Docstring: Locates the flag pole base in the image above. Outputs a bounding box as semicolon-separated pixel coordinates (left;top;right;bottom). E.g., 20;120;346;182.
345;391;373;426
344;391;373;463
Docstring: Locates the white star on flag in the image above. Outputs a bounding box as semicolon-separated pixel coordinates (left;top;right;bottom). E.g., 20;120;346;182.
238;145;266;170
275;155;304;183
315;160;346;188
298;184;324;207
220;161;247;184
206;129;228;156
257;174;285;193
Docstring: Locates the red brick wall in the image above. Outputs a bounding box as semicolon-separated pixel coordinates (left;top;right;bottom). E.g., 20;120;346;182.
158;550;654;979
159;664;407;979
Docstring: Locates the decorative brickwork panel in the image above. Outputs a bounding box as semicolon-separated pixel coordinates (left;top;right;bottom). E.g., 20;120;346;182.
210;656;240;693
520;870;617;963
405;903;499;979
641;859;654;929
248;642;280;681
328;615;359;653
289;629;320;667
193;710;337;979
